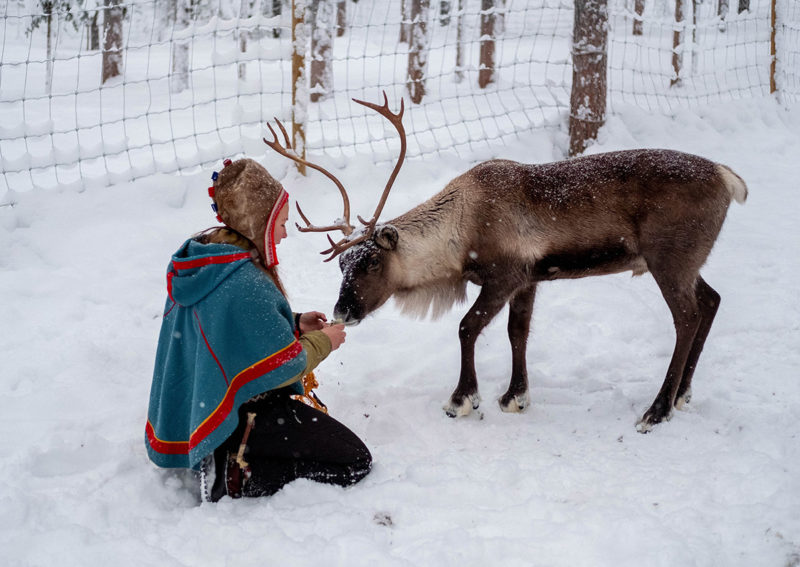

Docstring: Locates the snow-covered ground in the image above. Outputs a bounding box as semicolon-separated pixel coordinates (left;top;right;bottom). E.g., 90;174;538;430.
1;98;799;566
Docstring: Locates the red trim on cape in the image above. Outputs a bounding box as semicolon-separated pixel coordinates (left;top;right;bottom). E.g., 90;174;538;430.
193;309;229;386
172;252;251;272
146;339;304;456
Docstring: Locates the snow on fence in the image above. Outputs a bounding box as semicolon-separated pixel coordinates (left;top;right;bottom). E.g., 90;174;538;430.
0;0;797;193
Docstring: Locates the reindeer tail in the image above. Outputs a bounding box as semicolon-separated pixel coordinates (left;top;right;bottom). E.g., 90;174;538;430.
718;164;748;204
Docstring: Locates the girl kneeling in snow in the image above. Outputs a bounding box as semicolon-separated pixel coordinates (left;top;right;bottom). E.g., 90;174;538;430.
145;158;372;502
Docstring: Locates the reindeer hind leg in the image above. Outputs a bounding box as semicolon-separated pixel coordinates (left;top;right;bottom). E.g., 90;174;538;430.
637;265;704;432
499;284;537;413
674;276;720;410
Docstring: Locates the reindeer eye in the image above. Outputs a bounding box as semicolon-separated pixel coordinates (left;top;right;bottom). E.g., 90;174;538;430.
367;255;381;272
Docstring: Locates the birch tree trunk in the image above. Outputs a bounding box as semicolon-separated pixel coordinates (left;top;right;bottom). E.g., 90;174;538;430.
170;0;190;92
454;0;465;82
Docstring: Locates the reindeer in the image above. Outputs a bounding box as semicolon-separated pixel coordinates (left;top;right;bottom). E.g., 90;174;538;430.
264;93;748;432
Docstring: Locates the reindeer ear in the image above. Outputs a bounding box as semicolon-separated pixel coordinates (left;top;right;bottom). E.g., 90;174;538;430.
375;225;399;250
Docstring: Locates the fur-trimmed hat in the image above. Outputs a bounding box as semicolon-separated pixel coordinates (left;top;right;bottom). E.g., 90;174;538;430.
211;158;289;268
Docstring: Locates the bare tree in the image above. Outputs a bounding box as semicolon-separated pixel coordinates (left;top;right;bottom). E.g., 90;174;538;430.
28;1;81;93
399;0;410;43
336;0;346;37
633;0;644;35
568;0;608;156
86;3;100;50
439;1;451;26
478;0;495;88
454;0;465;82
310;0;335;102
270;0;283;38
102;0;124;84
170;0;191;92
407;0;430;103
496;0;506;35
671;0;684;86
238;0;255;80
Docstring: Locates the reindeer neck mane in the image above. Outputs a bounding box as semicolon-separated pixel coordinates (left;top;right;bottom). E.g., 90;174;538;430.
388;185;469;320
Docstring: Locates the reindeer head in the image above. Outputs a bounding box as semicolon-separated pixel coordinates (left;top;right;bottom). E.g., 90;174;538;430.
264;92;406;325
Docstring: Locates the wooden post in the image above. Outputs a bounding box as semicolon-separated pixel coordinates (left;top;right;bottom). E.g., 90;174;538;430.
292;0;307;175
568;0;608;156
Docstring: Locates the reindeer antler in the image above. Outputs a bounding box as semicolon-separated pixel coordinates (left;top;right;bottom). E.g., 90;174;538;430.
263;91;406;262
263;118;354;237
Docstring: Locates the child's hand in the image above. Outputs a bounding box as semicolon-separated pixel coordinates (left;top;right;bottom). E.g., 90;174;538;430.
299;311;327;333
321;324;346;351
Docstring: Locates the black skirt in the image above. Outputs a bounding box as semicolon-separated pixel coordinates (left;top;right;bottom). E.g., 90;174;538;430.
207;387;372;501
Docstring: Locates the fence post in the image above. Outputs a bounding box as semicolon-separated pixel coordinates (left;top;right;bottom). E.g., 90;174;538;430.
569;0;608;156
292;0;307;175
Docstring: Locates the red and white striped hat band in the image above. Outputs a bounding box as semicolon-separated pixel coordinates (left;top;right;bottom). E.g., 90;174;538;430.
263;187;289;268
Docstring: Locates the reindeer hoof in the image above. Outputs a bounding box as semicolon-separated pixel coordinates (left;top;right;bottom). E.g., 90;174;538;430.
499;392;530;413
443;393;481;418
674;388;692;410
636;406;673;433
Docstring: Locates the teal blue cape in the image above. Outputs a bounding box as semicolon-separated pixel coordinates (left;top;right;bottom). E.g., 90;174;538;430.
145;239;306;469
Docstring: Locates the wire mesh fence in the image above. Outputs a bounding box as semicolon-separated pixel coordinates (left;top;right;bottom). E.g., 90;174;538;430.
0;0;797;194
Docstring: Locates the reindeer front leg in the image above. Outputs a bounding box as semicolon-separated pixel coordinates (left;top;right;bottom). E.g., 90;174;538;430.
444;282;517;417
499;283;537;413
